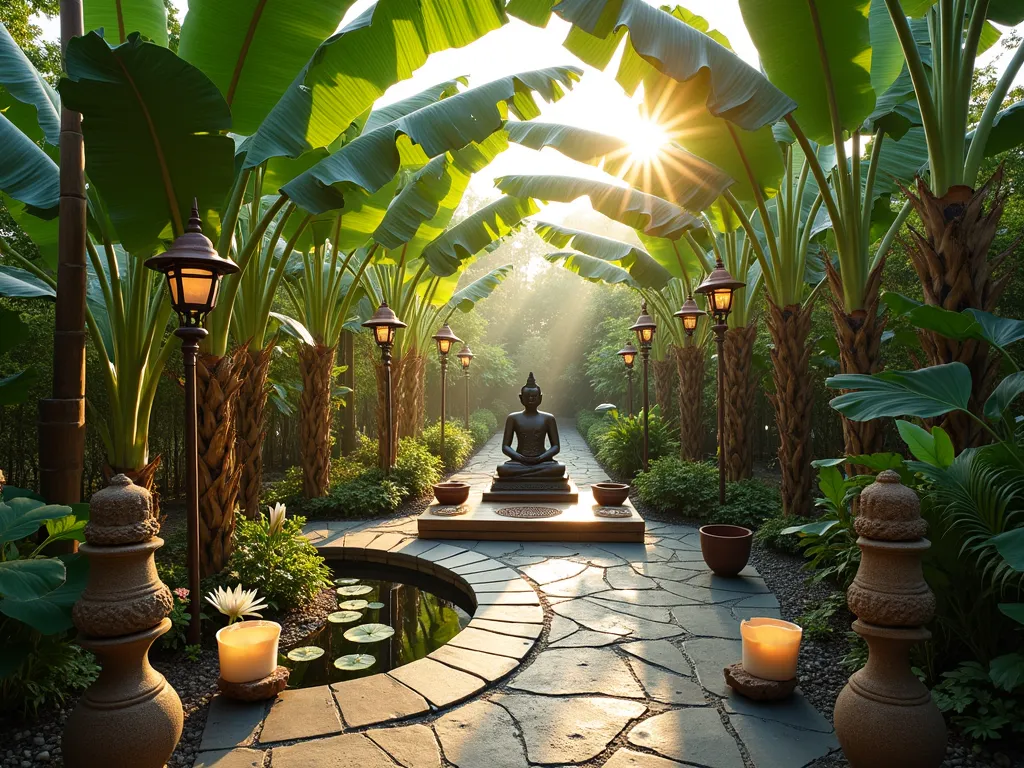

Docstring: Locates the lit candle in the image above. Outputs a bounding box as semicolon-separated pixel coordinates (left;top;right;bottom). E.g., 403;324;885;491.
740;617;802;681
216;620;281;683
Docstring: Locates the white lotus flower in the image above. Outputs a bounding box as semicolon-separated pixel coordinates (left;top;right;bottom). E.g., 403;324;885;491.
205;584;268;624
267;502;287;536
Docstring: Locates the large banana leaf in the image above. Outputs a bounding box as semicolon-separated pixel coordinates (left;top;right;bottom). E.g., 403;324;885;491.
827;363;973;420
533;221;672;289
59;32;235;253
0;112;59;214
422;194;539;276
545;251;636;286
364;78;466;134
0;24;60;144
282;67;580;214
445;264;513;313
84;0;168;46
243;0;508;168
738;0;903;145
505;121;733;213
0;266;55;299
555;0;795;131
494;174;698;240
178;0;355;136
636;232;709;281
905;0;1024;24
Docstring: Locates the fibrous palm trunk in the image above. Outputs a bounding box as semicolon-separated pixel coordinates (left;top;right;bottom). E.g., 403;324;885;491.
903;172;1010;451
396;351;425;440
766;300;815;516
235;341;274;518
722;323;758;481
826;257;887;459
652;356;676;421
105;456;162;517
196;348;245;577
299;342;337;499
674;344;705;461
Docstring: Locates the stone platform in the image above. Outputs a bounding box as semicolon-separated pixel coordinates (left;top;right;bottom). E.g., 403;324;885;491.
418;488;645;542
482;476;579;503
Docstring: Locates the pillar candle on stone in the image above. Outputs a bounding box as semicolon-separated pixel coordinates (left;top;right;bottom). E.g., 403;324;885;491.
741;617;802;681
216;620;281;683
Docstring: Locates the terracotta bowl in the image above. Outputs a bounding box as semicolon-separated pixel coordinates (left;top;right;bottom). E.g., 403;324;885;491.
592;482;630;506
699;524;753;577
433;482;470;506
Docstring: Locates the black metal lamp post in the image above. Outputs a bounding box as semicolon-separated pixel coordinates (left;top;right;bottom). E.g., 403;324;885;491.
145;201;238;644
363;302;407;473
695;258;745;505
616;341;638;416
456;344;474;429
432;324;462;464
630;302;657;472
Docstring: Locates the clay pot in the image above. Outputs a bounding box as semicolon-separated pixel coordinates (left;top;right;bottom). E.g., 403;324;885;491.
592;482;630;506
433;482;470;505
699;524;752;577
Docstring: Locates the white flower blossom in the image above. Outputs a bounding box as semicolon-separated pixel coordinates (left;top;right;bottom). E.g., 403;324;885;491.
268;502;287;536
205;584;268;624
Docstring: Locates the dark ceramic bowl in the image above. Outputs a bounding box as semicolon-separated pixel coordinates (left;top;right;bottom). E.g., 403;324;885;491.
699;524;753;577
592;482;630;506
433;482;470;506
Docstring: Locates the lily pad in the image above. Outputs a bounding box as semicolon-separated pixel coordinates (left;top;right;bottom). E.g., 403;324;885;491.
343;623;396;644
334;577;360;585
338;599;369;611
336;585;373;596
287;646;325;662
333;653;375;671
367;602;385;610
327;611;362;624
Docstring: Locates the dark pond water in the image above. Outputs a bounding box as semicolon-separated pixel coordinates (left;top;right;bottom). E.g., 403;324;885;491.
280;562;473;689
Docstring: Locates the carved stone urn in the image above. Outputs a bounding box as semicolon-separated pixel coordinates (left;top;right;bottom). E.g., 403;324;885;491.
833;470;946;768
63;475;183;768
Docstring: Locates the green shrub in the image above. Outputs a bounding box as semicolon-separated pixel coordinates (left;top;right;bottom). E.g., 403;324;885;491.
349;432;380;468
302;470;406;518
392;437;443;498
422;420;474;470
577;409;603;440
469;409;498;446
0;635;99;716
587;418;612;448
933;657;1024;742
711;480;781;528
754;515;804;554
230;507;331;610
263;465;303;506
594;409;678;477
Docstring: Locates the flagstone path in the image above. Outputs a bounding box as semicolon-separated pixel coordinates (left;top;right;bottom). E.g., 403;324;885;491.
195;428;839;768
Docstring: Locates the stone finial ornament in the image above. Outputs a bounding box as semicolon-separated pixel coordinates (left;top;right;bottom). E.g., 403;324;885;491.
63;475;183;768
834;471;946;768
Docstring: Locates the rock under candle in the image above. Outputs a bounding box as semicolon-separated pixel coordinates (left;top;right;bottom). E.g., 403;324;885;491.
740;617;802;682
216;620;281;684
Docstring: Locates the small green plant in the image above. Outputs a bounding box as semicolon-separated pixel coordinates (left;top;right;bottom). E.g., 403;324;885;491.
302;471;406;518
160;587;192;651
840;632;868;673
594;407;678;478
392;437;442;498
230;505;331;610
754;515;804;554
469;408;498;446
263;465;303;506
932;656;1024;742
0;636;99;716
796;593;847;641
184;644;203;663
710;480;781;528
422;420;474;470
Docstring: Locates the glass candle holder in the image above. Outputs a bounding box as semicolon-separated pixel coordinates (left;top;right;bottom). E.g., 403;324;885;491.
740;617;802;681
216;620;281;683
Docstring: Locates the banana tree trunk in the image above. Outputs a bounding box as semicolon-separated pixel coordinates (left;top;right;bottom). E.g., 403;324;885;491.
674;344;705;462
299;343;337;499
235;341;274;518
722;323;758;481
903;172;1009;451
652;357;676;422
196;349;245;577
766;300;815;516
826;258;887;459
396;352;425;440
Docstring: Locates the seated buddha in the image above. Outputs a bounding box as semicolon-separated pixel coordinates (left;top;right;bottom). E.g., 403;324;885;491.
496;372;567;480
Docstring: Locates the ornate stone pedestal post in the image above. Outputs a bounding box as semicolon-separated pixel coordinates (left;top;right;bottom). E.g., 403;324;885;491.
63;475;183;768
834;470;945;768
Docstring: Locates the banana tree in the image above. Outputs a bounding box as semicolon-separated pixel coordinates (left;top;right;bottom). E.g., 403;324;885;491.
876;0;1024;449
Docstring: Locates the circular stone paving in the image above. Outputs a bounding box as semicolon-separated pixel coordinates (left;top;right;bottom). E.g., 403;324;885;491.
494;506;562;518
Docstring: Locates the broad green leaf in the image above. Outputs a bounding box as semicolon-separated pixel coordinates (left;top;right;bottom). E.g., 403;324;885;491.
244;0;508;167
781;520;839;536
343;623;396;643
336;584;373;596
0;558;65;601
44;513;88;544
422;195;539;276
545;251;636;286
534;221;672;289
446;265;513;313
989;653;1024;693
0;553;88;634
84;0;168;46
327;610;363;623
178;0;355;136
0;111;59;214
268;312;315;346
505;121;733;212
363;78;465;134
827;363;973;420
987;0;1024;24
59;32;235;253
286;646;325;661
984;372;1024;422
283;67;580;214
636;232;708;281
0;499;75;545
817;465;847;509
993;528;1024;571
333;653;375;671
883;293;1024;351
975;101;1024;158
555;0;796;131
0;23;60;144
965;309;1024;349
847;452;908;473
2;197;60;268
494;174;698;239
339;599;369;610
896;420;953;467
1000;603;1024;626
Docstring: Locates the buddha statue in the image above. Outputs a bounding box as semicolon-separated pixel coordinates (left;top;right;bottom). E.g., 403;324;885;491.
483;373;577;503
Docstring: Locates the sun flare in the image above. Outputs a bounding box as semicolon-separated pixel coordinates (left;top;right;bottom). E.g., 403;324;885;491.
626;118;670;162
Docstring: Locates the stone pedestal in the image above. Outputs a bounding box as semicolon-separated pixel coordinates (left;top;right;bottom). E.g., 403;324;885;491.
833;470;945;768
482;476;579;503
63;475;183;768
